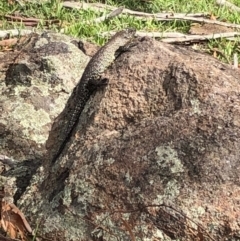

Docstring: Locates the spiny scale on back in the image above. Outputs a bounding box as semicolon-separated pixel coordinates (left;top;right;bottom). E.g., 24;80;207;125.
51;28;136;164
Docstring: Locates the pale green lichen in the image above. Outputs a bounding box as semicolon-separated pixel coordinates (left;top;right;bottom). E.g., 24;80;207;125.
150;146;184;204
34;37;49;48
95;154;116;166
125;170;132;183
51;191;64;209
12;80;51;96
190;98;201;115
106;158;116;165
43;212;89;240
197;206;205;215
13;103;51;144
152;229;166;240
155;146;184;174
164;179;180;198
63;174;95;211
62;187;72;207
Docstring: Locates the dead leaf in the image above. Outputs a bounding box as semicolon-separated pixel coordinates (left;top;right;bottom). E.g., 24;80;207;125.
0;39;18;48
209;13;217;20
1;202;32;240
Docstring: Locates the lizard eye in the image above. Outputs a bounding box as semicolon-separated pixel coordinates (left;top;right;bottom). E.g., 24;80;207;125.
125;28;136;38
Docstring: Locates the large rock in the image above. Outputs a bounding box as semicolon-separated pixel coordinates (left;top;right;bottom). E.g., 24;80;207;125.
1;33;240;241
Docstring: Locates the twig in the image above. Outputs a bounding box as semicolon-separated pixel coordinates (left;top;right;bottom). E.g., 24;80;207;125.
155;15;240;29
103;31;187;38
143;204;216;241
5;15;44;22
233;53;238;68
89;7;124;24
63;1;240;29
5;15;60;27
63;1;208;18
160;32;240;43
107;6;124;18
138;32;187;38
65;202;216;241
0;38;18;47
63;1;113;11
216;0;240;12
104;30;240;43
5;15;59;24
120;218;136;241
63;2;209;18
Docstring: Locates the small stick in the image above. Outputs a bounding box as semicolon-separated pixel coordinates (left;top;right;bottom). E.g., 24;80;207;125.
62;1;240;29
233;53;238;68
102;31;187;38
161;32;240;43
89;7;124;23
105;30;240;43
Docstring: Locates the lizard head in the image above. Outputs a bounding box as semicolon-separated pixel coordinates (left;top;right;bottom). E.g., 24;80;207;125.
115;28;136;39
121;28;136;39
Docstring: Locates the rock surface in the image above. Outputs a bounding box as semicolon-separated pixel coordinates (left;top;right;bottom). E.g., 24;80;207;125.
1;33;240;241
0;32;88;160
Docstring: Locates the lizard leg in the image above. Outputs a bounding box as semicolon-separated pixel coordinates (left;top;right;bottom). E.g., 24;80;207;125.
115;41;138;59
88;78;109;92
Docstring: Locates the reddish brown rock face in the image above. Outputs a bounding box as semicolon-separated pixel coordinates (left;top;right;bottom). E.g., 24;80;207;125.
1;33;240;241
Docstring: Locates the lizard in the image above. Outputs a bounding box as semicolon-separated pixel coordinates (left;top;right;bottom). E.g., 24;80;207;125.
49;28;136;164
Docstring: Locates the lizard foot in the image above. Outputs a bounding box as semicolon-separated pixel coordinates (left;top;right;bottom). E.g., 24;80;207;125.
88;78;109;92
115;41;138;59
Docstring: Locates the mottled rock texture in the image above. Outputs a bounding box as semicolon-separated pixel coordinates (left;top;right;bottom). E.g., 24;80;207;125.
0;32;88;160
1;33;240;241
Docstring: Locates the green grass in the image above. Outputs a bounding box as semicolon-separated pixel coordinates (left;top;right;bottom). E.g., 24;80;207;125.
0;0;240;64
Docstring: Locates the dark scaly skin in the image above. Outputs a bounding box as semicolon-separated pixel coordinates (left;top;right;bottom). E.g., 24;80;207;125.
51;28;136;164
